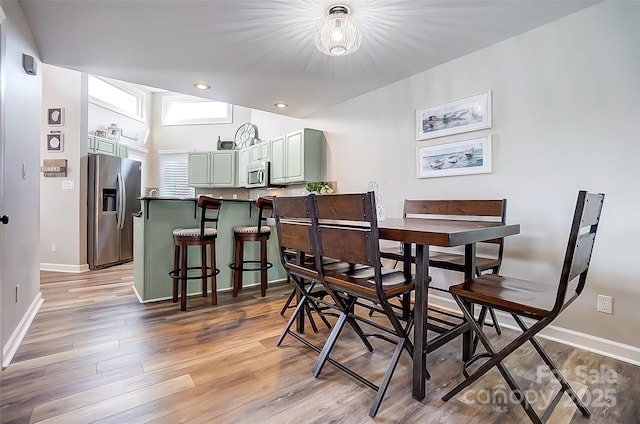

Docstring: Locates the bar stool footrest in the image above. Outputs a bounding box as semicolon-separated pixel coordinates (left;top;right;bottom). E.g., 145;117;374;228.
169;266;220;280
229;260;273;272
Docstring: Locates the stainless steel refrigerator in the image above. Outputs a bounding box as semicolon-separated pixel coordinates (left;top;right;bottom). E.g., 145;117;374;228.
88;153;141;269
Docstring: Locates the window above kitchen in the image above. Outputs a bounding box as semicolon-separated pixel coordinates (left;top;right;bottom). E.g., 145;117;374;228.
161;94;232;126
88;75;148;122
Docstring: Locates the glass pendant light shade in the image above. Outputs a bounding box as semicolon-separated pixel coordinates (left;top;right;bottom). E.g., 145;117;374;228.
315;5;361;56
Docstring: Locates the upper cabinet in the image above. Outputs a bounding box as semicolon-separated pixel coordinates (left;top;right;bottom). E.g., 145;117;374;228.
188;151;237;188
270;129;324;185
88;135;128;158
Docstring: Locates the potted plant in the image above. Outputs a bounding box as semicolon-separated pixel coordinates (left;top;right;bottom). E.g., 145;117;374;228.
305;181;334;195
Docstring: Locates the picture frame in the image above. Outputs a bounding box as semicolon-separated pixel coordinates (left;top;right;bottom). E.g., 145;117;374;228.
416;91;491;140
46;132;64;152
416;136;492;179
47;107;64;126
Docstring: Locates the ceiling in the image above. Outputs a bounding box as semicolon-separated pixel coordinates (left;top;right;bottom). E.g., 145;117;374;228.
20;0;598;118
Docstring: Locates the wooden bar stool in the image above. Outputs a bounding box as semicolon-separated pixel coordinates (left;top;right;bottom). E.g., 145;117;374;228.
230;197;273;297
169;196;222;311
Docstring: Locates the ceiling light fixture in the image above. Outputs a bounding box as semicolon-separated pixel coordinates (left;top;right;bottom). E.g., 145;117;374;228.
315;4;361;57
193;82;211;90
274;102;288;108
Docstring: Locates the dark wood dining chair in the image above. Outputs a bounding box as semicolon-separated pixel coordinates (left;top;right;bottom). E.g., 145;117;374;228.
272;195;333;348
442;191;605;424
308;192;419;418
380;199;507;336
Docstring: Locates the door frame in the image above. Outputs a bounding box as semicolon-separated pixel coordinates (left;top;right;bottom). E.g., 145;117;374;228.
0;5;8;368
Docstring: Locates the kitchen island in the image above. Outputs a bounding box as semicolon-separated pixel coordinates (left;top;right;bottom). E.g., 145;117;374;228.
133;197;286;303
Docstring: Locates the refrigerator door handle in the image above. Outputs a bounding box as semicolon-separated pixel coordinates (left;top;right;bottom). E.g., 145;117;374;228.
117;172;126;229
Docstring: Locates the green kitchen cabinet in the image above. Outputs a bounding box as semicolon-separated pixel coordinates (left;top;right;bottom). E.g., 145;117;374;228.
188;151;237;188
270;128;324;184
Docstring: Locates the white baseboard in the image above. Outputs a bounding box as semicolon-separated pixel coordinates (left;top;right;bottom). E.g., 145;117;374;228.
133;278;289;303
2;292;43;368
429;293;640;367
40;263;90;273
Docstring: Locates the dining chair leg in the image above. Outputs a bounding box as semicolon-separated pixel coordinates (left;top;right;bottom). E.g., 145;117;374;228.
313;312;348;378
280;287;297;315
511;315;590;417
488;307;502;335
304;303;319;333
369;337;405;418
276;294;310;347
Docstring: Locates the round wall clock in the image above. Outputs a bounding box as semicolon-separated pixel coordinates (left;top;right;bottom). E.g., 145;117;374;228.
234;123;258;149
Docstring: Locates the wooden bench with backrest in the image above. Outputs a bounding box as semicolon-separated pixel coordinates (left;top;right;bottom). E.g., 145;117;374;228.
381;199;507;335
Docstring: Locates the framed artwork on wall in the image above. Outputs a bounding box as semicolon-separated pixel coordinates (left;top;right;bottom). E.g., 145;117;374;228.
416;136;492;178
416;91;491;140
46;132;64;152
47;107;64;126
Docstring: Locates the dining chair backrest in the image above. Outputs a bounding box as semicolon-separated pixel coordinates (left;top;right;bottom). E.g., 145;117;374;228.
309;192;380;268
196;196;223;237
273;196;313;257
554;190;605;314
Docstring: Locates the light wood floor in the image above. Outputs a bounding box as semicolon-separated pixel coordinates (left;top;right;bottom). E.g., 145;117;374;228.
1;263;637;423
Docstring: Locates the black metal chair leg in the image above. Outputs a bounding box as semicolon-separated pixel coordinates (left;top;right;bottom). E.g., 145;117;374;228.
488;306;502;335
369;337;405;418
304;303;319;333
276;294;309;347
313;312;347;378
511;315;591;417
280;287;297;315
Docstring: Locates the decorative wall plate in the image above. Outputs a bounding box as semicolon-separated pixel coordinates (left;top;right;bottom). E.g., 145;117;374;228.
234;123;257;149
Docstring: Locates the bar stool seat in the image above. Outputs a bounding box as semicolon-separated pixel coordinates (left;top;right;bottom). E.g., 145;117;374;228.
230;197;273;298
169;196;222;311
173;228;218;237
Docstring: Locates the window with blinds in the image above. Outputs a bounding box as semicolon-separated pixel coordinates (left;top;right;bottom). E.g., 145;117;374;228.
158;152;195;197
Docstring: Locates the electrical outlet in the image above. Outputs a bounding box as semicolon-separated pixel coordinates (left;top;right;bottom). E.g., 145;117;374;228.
597;295;613;314
51;242;57;252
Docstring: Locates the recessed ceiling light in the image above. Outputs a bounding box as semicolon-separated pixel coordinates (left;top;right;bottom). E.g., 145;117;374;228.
274;102;288;108
193;83;211;90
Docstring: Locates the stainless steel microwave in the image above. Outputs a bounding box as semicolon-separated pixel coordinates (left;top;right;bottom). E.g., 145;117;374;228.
246;161;270;188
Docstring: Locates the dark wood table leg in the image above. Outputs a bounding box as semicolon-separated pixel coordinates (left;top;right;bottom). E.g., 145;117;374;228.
462;243;477;361
413;243;429;401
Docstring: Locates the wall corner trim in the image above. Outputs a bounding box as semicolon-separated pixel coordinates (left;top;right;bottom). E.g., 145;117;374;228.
2;292;43;368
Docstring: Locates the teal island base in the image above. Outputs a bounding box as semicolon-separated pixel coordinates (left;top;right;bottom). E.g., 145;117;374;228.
133;197;286;303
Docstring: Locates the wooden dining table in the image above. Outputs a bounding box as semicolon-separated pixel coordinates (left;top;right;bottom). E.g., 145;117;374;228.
377;217;521;401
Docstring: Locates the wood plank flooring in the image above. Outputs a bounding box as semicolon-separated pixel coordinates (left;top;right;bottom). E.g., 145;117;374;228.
1;263;638;423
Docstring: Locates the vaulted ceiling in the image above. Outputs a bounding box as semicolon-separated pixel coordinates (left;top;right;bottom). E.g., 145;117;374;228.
21;0;598;118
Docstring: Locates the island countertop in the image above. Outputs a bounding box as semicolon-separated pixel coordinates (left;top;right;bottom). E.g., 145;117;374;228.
139;196;257;202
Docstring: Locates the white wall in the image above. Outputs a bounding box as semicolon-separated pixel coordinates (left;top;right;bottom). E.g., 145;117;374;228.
306;1;640;351
1;0;43;365
40;64;88;271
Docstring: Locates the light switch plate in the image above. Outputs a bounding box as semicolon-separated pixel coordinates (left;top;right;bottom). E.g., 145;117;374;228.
61;180;74;190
